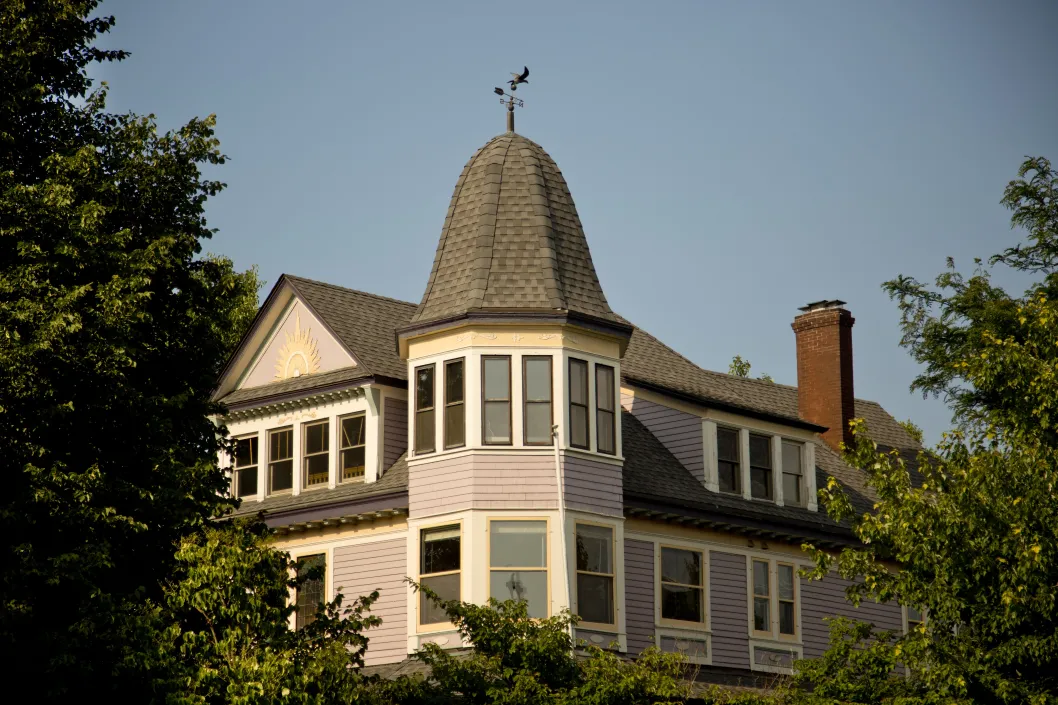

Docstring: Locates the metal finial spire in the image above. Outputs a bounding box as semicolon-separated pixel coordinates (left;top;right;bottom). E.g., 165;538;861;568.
493;66;527;133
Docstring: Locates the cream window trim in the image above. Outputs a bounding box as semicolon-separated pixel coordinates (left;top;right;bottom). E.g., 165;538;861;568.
656;543;709;631
739;428;752;501
267;426;294;496
338;412;368;484
770;435;784;506
749;641;802;674
486;517;551;619
702;419;719;491
287;546;332;632
746;557;802;644
417;519;463;634
301;418;330;491
574;521;617;633
655;626;712;665
805;442;818;511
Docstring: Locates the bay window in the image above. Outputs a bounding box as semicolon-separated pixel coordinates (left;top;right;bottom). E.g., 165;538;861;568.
575;524;614;626
444;359;465;449
415;364;435;454
523;356;553;445
420;524;461;626
295;553;326;630
489;520;548;618
569;358;589;449
595;364;616;455
482;356;512;445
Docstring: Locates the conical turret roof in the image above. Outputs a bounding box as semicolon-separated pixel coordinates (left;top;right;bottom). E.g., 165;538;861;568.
410;132;620;327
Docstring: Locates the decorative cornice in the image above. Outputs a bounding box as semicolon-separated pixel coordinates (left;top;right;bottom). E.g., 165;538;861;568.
222;385;366;422
270;507;408;534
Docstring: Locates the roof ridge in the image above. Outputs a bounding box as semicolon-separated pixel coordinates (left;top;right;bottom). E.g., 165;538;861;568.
284;274;416;309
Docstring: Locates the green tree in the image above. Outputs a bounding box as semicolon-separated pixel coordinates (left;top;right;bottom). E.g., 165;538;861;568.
729;354;774;383
1;2;260;697
787;157;1058;704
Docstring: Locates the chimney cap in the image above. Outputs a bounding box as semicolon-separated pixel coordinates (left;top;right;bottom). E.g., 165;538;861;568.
799;299;847;313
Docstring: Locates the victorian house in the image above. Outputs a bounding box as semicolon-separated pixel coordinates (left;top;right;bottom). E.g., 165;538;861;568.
213;124;921;684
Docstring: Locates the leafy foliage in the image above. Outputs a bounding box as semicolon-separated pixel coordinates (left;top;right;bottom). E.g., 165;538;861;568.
729;354;773;382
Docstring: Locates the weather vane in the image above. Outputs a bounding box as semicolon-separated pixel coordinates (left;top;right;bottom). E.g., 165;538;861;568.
493;66;528;133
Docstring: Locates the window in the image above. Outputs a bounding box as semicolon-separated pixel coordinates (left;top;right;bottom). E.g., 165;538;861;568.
660;547;704;625
415;364;435;454
268;427;293;493
752;559;798;639
717;427;740;494
523;357;553;445
233;435;258;498
420;525;461;626
906;605;925;632
489;520;548;618
569;358;589;449
340;414;366;482
749;434;772;500
575;524;614;626
482;356;511;444
782;440;804;507
303;420;329;488
295;553;326;630
444;359;465;449
595;364;616;455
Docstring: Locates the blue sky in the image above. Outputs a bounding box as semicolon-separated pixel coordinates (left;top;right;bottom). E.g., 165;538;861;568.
94;0;1058;445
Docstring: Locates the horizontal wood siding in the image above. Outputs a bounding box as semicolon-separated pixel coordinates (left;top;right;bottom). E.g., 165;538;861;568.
409;454;558;517
562;455;622;517
801;573;903;659
625;538;655;655
383;396;407;471
332;537;408;665
710;551;749;669
623;393;704;484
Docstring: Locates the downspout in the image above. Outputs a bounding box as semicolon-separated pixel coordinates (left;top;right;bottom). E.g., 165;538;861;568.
552;424;574;644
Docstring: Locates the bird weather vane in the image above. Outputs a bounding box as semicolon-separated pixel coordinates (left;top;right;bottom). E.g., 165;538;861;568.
493;66;528;132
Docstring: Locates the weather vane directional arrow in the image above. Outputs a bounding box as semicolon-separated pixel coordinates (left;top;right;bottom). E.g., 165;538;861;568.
493;66;528;133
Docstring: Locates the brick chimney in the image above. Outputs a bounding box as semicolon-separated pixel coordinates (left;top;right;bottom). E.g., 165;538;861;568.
792;300;855;451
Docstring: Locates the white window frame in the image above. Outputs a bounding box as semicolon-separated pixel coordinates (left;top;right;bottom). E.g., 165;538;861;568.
574;521;617;632
486;517;551;618
417;519;464;633
338;412;367;483
231;432;260;499
301;418;330;491
267;425;294;495
746;557;802;646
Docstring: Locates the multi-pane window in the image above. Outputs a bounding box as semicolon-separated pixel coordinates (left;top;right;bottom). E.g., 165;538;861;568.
575;524;614;626
778;563;796;635
752;559;771;633
233;436;258;498
569;358;589;449
420;525;461;625
303;420;329;488
782;440;804;507
444;359;465;449
752;559;798;638
660;547;704;624
595;364;616;455
489;520;548;618
523;357;553;445
340;414;366;482
415;364;435;454
749;434;773;500
717;427;741;494
906;605;925;632
295;553;326;630
482;356;511;444
269;427;293;493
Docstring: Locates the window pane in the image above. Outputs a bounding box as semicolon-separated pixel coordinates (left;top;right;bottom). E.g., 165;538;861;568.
661;547;701;586
235;437;257;467
421;572;460;625
237;467;257;497
270;459;292;492
783;473;802;507
270;429;292;460
717;427;739;462
341;446;365;481
570;404;588;448
490;570;548;618
753;560;769;596
576;524;612;574
525;358;551;402
782;441;802;475
751;467;772;499
525;402;552;444
305;422;327;454
753;597;770;632
749;434;771;468
907;606;924;623
416;409;435;453
569;359;588;405
445;403;465;448
483;358;510;400
490;520;546;568
341;415;365;448
304;454;329;486
597;409;615;454
422;526;460;574
484;401;511;443
577;573;614;624
779;601;796;635
718;460;740;494
661;584;702;622
296;554;326;630
416;366;434;410
445;360;464;404
595;365;614;411
778;564;795;600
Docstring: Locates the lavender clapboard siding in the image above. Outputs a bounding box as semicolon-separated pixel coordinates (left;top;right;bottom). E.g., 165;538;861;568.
622;392;704;483
409;453;558;516
710;551;750;669
624;539;656;655
332;537;408;665
562;455;622;517
383;396;407;471
801;573;903;659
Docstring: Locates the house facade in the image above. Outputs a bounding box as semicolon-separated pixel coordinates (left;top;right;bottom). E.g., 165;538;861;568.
213;128;920;684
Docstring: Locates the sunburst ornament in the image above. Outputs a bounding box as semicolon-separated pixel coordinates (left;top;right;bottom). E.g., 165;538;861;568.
274;313;321;380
